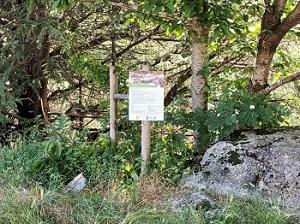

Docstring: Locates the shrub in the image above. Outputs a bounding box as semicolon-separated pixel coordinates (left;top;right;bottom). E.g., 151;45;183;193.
180;89;290;148
0;114;194;188
0;116;137;187
151;123;194;183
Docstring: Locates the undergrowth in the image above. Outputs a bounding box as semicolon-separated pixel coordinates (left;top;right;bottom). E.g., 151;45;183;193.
0;115;195;188
0;186;297;224
0;115;298;224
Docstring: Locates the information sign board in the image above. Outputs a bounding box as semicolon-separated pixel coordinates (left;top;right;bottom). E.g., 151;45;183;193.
129;71;164;121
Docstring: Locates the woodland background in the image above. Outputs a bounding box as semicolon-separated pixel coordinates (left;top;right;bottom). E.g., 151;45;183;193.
0;0;300;223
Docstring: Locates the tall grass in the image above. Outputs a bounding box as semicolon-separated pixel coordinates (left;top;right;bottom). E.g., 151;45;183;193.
0;186;298;224
213;198;298;224
0;187;205;224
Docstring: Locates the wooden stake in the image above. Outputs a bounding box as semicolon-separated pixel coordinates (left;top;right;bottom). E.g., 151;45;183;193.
141;120;151;176
110;66;117;143
140;65;151;176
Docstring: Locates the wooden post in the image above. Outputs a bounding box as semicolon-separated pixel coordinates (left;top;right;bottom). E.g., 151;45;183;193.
141;120;151;176
140;65;151;176
110;66;117;143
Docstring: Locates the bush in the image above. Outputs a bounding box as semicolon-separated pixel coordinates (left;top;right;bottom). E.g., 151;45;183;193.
178;89;291;148
0;116;136;187
151;123;194;183
0;88;291;189
0;115;195;188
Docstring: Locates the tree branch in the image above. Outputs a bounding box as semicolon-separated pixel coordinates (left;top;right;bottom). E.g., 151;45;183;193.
78;36;109;51
108;1;182;25
261;71;300;94
48;83;82;101
151;37;182;42
151;44;187;67
272;2;300;40
69;11;95;31
0;17;9;25
272;0;288;14
101;26;161;64
49;30;133;58
164;68;191;106
165;86;189;107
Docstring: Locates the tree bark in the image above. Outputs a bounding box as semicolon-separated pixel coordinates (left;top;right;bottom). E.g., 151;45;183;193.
189;18;209;145
250;35;277;92
250;1;300;93
190;18;209;110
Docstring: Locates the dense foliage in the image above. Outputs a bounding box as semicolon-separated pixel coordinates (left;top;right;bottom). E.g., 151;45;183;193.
0;115;194;187
0;0;300;222
0;0;299;183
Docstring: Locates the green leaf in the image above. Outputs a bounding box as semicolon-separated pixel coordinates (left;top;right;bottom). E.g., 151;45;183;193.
138;19;146;30
166;0;176;14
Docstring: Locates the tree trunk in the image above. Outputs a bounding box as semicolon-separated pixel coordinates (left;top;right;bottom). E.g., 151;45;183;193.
190;18;208;110
249;1;300;93
17;33;50;120
250;36;277;93
190;18;209;145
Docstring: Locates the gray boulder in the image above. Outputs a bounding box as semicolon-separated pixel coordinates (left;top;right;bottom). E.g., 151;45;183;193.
178;129;300;215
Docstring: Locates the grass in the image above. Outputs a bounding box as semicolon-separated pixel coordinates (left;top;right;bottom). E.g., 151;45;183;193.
0;130;298;224
213;198;298;224
0;186;204;224
0;182;298;224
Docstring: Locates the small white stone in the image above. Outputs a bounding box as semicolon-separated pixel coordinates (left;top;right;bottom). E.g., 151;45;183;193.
66;173;87;193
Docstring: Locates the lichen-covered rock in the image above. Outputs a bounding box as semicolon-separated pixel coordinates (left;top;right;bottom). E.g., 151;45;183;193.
180;129;300;215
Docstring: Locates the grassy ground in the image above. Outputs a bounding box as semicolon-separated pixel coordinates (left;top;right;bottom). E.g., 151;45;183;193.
0;125;298;224
0;176;298;224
